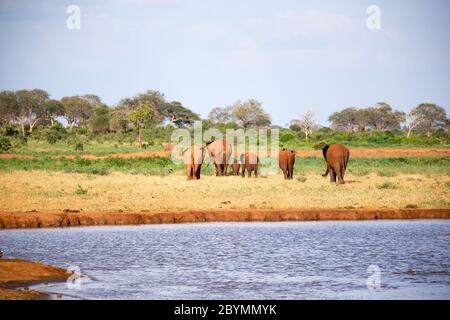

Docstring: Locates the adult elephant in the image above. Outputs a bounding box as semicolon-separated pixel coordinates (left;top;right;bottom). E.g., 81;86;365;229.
279;148;296;179
206;140;232;176
322;144;350;184
181;145;205;180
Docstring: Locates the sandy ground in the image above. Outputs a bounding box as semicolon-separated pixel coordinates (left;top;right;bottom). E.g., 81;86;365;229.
0;259;68;300
1;147;449;159
0;171;448;214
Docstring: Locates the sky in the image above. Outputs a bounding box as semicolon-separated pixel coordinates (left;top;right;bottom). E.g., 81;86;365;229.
0;0;449;126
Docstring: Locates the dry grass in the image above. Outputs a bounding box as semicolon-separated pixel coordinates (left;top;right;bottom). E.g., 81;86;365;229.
0;171;449;213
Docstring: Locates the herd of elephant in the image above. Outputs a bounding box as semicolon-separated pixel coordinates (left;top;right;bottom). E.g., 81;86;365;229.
180;140;350;184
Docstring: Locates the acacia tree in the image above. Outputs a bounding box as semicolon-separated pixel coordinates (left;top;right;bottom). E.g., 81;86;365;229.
61;96;93;130
160;101;200;128
368;102;405;131
90;104;111;133
290;111;316;140
16;89;49;134
410;103;447;137
405;111;424;138
0;90;18;128
231;99;271;128
208;106;233;124
129;101;161;148
43;99;65;126
328;108;358;131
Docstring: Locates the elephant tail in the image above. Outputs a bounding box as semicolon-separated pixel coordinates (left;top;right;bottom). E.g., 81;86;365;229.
322;144;330;160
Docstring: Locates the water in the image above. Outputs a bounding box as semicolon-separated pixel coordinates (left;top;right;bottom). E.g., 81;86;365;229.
1;220;449;299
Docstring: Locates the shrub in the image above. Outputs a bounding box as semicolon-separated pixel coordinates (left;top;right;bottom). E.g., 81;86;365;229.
376;181;397;189
75;184;88;195
0;137;12;152
75;142;84;151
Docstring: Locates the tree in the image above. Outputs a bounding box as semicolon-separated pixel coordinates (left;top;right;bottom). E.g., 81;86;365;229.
90;104;111;133
80;94;102;108
290;111;316;140
410;103;447;136
208;106;232;124
405;110;424;138
0;90;18;127
368;102;405;131
329;104;405;132
61;96;93;130
43;99;65;126
16;89;49;134
231;99;271;128
129;101;160;148
328;108;358;132
160;101;200;128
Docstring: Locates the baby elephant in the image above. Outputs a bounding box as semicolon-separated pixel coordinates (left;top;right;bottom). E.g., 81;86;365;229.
181;145;205;180
231;159;241;176
240;152;259;178
279;148;296;179
322;144;350;184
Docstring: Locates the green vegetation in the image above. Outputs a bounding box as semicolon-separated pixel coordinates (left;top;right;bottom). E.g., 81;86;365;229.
0;88;448;155
0;156;448;177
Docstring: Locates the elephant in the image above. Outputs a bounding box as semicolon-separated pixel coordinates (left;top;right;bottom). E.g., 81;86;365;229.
206;139;232;176
322;144;350;184
240;152;259;178
279;148;296;179
231;159;241;176
181;145;205;180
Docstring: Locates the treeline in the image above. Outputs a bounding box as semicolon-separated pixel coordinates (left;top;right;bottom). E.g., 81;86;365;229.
0;88;448;151
327;102;448;137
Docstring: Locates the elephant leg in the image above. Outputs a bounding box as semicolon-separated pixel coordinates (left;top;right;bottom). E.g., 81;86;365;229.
282;169;287;179
337;166;345;184
223;164;229;176
330;168;336;183
254;166;258;178
185;164;192;180
215;163;221;176
241;167;246;178
248;168;252;178
195;164;201;180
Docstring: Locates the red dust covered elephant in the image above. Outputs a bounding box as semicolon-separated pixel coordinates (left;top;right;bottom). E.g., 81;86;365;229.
206;140;232;176
181;145;205;180
322;144;350;184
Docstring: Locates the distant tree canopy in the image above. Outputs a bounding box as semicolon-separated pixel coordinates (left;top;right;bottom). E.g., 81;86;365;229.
328;103;405;132
208;99;272;128
0;88;448;148
117;90;199;129
410;103;447;136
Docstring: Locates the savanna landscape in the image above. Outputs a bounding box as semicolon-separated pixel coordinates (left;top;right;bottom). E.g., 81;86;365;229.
1;0;449;304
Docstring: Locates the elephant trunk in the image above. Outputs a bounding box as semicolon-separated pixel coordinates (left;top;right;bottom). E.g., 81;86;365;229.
322;166;329;177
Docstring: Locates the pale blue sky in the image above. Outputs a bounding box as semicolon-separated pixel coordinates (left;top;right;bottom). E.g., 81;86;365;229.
0;0;449;126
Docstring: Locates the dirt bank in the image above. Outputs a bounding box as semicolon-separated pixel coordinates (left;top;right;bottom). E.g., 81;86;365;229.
1;148;449;160
0;208;448;229
0;259;68;300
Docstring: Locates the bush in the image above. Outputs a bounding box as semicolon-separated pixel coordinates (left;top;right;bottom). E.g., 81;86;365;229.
75;142;84;151
376;181;397;189
0;137;12;152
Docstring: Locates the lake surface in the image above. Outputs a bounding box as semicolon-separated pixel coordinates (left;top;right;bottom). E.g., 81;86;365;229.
1;220;449;299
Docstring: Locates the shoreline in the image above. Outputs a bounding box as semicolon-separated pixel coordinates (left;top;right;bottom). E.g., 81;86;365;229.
0;208;449;229
0;259;68;300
